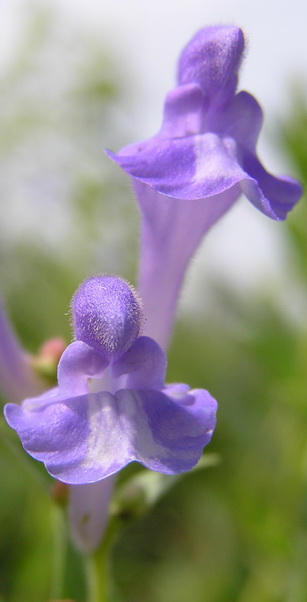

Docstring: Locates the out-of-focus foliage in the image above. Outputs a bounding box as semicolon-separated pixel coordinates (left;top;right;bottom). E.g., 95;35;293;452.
280;89;307;280
1;5;307;602
0;5;137;351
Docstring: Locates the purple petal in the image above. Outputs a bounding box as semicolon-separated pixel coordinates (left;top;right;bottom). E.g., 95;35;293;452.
110;129;302;222
0;300;43;402
57;340;108;396
212;91;263;152
112;336;167;390
241;149;303;220
177;26;244;106
126;387;217;473
108;132;249;200
4;390;90;479
160;83;206;137
163;383;191;398
4;385;217;483
4;391;117;483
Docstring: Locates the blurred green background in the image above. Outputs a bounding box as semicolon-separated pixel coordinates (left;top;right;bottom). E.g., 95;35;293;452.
0;6;307;602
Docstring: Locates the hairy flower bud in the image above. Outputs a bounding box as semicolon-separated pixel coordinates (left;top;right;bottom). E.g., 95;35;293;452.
72;276;142;360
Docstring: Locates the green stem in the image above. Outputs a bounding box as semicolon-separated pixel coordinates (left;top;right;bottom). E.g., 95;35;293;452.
85;518;119;602
50;506;68;600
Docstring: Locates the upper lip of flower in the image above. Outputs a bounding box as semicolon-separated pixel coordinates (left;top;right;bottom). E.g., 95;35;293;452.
106;25;302;222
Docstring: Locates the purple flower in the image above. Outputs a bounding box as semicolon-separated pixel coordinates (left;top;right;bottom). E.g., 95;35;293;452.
0;299;43;403
4;276;217;485
107;26;303;348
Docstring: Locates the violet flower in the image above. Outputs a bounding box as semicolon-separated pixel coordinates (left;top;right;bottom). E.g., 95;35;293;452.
4;276;217;485
107;26;303;348
0;296;114;552
0;300;43;403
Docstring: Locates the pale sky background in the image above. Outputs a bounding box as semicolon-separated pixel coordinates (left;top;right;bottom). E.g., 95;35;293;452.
0;0;306;316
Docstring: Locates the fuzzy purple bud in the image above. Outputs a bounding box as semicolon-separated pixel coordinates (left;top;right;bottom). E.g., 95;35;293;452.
72;276;142;360
177;26;245;105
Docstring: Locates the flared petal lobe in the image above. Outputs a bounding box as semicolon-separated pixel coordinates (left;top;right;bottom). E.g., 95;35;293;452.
57;340;108;396
4;389;88;474
4;384;217;484
212;91;263;151
108;117;302;222
240;150;303;220
112;336;167;390
108;133;251;200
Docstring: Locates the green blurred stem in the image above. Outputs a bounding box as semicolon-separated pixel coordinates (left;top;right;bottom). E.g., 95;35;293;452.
51;507;67;599
85;518;119;602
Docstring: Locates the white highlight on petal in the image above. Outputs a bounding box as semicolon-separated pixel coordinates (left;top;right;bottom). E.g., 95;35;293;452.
82;393;128;473
81;389;176;476
193;133;240;194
